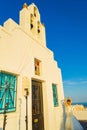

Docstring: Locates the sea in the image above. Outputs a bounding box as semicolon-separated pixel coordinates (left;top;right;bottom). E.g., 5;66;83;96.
72;102;87;108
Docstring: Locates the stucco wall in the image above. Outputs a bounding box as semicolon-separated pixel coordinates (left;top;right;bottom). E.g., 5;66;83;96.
0;3;64;130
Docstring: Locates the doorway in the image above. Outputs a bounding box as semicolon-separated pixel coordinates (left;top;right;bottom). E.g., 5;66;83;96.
32;80;44;130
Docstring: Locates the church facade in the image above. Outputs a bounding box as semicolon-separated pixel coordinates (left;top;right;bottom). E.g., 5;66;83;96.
0;3;64;130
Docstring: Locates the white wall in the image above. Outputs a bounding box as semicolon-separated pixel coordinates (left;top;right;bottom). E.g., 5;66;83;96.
0;3;64;130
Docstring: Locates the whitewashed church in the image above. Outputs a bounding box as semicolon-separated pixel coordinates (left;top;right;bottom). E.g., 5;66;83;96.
0;3;64;130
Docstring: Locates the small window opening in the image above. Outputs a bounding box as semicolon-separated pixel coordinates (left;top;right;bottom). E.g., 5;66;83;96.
38;28;40;33
34;58;41;75
34;13;36;17
37;21;40;34
34;7;37;17
31;23;33;29
30;20;33;29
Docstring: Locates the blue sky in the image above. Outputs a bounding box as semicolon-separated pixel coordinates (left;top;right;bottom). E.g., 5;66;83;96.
0;0;87;102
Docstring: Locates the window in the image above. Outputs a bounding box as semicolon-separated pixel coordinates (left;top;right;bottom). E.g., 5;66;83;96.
37;21;40;34
30;20;33;29
0;72;17;113
38;28;40;34
34;7;36;17
52;84;58;107
30;14;34;30
34;58;41;75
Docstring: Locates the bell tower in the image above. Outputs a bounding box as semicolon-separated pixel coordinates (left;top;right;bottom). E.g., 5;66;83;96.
20;3;46;46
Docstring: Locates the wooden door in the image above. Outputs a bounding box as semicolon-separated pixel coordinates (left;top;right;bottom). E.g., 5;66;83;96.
32;80;44;130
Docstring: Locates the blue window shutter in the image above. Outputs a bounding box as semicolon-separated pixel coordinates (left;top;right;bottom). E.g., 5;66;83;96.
52;84;58;107
0;72;17;113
